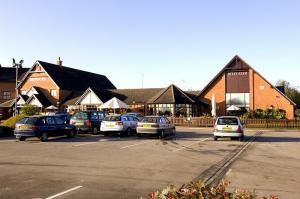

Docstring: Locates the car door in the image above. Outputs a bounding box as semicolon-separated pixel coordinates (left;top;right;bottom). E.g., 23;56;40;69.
164;117;172;133
90;111;99;130
159;117;168;131
45;117;57;137
54;117;66;136
121;116;129;131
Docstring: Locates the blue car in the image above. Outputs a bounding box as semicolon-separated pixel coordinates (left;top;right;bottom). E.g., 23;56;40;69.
14;115;76;142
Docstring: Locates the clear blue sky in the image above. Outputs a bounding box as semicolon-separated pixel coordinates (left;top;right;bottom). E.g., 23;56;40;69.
0;0;299;90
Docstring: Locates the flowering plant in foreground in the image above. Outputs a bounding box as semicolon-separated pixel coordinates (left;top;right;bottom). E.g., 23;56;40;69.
145;180;279;199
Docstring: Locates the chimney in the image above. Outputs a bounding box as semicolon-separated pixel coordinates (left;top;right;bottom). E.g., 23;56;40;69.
57;57;63;66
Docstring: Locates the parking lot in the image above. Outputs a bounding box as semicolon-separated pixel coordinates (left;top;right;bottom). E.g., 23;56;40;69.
0;128;299;199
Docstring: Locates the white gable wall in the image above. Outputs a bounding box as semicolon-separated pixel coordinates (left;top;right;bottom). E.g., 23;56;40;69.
17;98;25;106
80;91;103;105
26;88;39;97
28;97;42;107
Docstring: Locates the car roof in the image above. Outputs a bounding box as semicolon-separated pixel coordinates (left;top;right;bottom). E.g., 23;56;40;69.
217;116;240;119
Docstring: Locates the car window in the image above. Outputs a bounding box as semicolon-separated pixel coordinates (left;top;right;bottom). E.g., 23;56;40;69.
37;118;46;125
46;117;56;125
133;117;139;121
72;112;88;120
18;117;38;124
103;116;121;121
122;117;128;121
141;117;159;123
17;117;28;124
98;112;105;119
160;117;166;124
217;118;238;125
54;117;65;125
164;117;171;124
91;112;98;120
127;116;134;121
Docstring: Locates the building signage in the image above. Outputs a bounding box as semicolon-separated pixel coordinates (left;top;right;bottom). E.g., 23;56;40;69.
227;72;248;76
29;77;47;82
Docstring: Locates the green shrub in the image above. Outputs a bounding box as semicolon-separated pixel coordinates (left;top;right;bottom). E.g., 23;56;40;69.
251;109;286;119
20;104;40;116
1;114;26;129
148;180;278;199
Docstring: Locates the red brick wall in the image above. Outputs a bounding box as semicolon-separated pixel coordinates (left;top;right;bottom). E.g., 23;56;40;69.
0;82;15;104
252;71;294;119
19;70;59;105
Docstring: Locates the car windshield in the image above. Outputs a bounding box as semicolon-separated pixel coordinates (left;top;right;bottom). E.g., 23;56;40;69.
103;116;121;121
217;118;238;125
17;117;39;124
72;112;88;120
141;117;159;123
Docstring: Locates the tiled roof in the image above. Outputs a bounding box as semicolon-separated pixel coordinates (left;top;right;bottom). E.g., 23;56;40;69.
62;85;201;106
147;84;195;104
36;61;116;91
27;92;52;108
108;88;163;104
0;67;29;82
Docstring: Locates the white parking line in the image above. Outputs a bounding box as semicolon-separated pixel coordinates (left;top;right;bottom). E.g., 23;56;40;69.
45;186;82;199
172;137;210;152
73;142;98;147
120;140;156;149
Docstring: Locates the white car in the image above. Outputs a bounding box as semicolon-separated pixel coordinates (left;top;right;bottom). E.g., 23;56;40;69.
213;116;244;141
100;115;138;136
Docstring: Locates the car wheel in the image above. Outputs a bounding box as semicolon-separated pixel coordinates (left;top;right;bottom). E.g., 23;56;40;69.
103;132;109;136
18;137;26;141
126;128;131;137
40;132;48;142
137;133;142;137
159;130;165;139
68;130;76;138
92;127;98;135
214;136;218;141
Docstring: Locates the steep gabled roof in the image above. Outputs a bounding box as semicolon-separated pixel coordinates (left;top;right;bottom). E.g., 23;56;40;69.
0;67;29;82
38;61;116;91
148;84;195;104
62;91;83;106
18;61;116;91
26;92;52;108
198;55;296;106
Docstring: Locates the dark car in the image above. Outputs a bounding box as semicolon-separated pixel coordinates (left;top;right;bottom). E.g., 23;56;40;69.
70;111;106;134
14;115;77;142
54;112;71;124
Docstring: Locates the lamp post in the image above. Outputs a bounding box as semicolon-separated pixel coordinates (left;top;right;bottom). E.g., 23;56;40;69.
12;59;24;116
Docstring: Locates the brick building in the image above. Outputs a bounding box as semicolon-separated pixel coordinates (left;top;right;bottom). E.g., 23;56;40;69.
0;56;296;119
0;65;29;119
198;55;296;119
0;58;116;117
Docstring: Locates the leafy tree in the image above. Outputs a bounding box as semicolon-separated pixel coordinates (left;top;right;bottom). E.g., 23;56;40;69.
20;104;40;116
276;80;300;109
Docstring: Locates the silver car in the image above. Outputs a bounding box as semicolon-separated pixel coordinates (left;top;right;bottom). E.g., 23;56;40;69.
213;116;244;141
136;116;176;138
100;115;138;136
